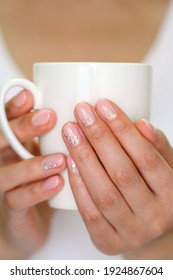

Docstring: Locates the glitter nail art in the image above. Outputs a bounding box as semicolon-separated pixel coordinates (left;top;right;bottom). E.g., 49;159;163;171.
67;155;79;174
65;132;80;146
71;161;78;173
43;162;59;170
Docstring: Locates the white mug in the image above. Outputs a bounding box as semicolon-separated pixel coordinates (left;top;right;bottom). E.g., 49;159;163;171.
0;62;151;210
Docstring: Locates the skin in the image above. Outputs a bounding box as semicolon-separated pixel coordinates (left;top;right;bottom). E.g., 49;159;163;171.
0;91;66;259
63;100;173;258
0;0;173;259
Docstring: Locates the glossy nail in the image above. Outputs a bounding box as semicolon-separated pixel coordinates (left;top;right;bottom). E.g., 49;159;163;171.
43;175;60;190
13;90;27;107
96;99;117;120
63;123;81;147
42;154;64;171
75;103;95;126
32;110;51;126
67;155;79;174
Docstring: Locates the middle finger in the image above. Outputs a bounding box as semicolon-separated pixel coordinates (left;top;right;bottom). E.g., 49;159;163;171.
73;102;154;215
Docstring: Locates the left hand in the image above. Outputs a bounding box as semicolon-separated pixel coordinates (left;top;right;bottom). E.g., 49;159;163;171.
62;99;173;255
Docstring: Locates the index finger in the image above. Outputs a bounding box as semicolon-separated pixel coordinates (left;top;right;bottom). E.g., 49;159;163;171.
5;90;34;120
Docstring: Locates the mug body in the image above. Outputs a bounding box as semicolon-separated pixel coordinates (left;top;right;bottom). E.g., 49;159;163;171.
33;62;151;209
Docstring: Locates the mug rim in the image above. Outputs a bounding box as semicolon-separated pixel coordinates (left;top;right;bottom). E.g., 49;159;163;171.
34;62;151;67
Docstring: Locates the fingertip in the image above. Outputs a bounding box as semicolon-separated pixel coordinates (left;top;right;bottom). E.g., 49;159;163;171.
43;175;64;192
14;90;34;110
135;119;157;140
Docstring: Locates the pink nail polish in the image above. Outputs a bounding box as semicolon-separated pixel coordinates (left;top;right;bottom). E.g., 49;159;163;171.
67;155;79;174
13;90;27;107
32;110;51;126
97;99;117;120
63;123;81;147
43;175;60;190
42;154;64;170
75;103;95;126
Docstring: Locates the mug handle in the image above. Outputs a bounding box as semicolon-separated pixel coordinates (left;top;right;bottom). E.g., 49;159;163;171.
0;78;42;159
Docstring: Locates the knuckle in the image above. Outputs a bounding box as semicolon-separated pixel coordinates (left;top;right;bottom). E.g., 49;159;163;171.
5;192;19;211
115;166;137;187
97;189;118;210
151;219;168;238
114;118;131;135
92;237;120;255
90;125;107;142
83;208;102;226
146;207;169;239
140;150;160;171
76;147;90;163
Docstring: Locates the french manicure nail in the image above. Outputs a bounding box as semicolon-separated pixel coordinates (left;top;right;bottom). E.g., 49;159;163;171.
42;154;64;171
43;175;60;190
96;99;117;120
63;123;81;147
75;103;95;126
13;90;27;107
32;110;51;126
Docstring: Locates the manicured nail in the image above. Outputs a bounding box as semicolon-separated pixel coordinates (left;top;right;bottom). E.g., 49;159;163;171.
43;175;60;190
13;90;27;107
96;99;117;120
32;109;51;126
42;154;64;171
63;123;81;147
75;103;95;126
67;155;79;174
142;119;156;134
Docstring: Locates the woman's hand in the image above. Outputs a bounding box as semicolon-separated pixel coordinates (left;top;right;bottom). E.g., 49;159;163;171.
0;90;66;259
62;99;173;257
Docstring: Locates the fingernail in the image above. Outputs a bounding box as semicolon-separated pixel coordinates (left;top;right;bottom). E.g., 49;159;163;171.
42;154;64;171
67;155;79;174
63;123;81;147
75;103;95;126
96;99;117;120
13;90;27;107
32;110;51;126
43;175;60;190
142;119;156;134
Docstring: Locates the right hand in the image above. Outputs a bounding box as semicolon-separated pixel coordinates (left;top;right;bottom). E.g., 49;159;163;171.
0;90;66;259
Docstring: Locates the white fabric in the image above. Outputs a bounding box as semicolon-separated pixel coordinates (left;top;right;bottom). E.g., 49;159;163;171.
0;0;173;259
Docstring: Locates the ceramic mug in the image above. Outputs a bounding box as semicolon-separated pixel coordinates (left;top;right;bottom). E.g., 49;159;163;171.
0;62;151;210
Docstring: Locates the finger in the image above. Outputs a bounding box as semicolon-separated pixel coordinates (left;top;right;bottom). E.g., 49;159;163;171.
0;153;66;193
62;123;135;234
74;102;153;214
0;109;57;151
135;119;173;168
0;140;40;166
96;99;173;195
5;175;63;211
67;155;123;255
5;90;34;120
